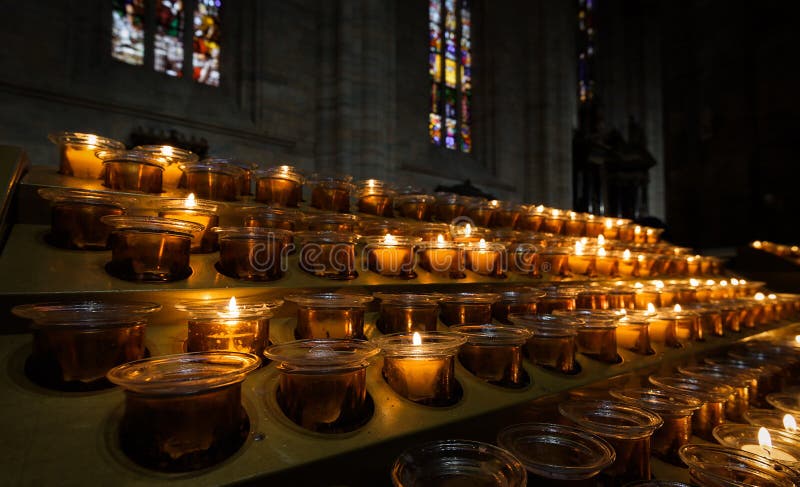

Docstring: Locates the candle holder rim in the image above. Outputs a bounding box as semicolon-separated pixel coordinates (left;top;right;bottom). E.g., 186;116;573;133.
767;393;800;415
496;288;548;302
12;300;161;324
132;144;200;164
293;230;359;244
373;331;467;355
743;408;800;429
180;159;247;177
373;292;443;305
713;424;800;458
264;338;379;368
305;213;359;223
308;173;354;185
358;220;410;236
37;187;135;209
433;191;471;204
391;439;527;487
552;309;623;327
106;351;260;395
393;193;436;204
677;365;758;386
416;240;462;250
156;198;219;213
100;215;204;235
508;313;584;332
496;422;615;480
558;400;664;439
212;226;293;240
621;481;692;487
360;235;422;246
648;375;734;401
678;444;798;487
175;296;283;318
704;356;774;374
438;292;501;304
96;149;169;169
609;387;704;415
252;165;305;183
284;292;373;308
450;324;533;344
464;240;507;251
48;131;125;149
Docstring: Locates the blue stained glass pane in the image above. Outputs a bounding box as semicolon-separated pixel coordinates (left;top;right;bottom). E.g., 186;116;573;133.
460;124;471;153
193;0;222;86
111;0;145;65
430;113;442;144
429;0;441;23
445;118;457;150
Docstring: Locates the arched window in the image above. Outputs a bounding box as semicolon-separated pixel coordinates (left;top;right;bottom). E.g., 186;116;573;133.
429;0;472;153
111;0;222;87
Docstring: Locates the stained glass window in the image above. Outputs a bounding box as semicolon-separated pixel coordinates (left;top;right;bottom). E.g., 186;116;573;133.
154;0;184;77
577;0;595;104
429;0;472;153
112;0;145;65
193;0;222;87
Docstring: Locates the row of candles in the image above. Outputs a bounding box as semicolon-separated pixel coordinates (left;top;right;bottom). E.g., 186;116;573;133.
12;281;800;474
41;187;722;283
752;240;800;261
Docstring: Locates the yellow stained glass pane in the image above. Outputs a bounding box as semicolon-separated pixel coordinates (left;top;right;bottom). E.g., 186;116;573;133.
445;58;457;88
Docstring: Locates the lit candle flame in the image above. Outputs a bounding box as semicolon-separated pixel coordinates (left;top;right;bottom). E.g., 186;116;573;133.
646;228;654;236
87;134;98;146
575;241;584;256
753;241;763;249
674;304;682;312
637;254;645;262
755;292;765;301
647;303;656;314
687;256;695;263
185;192;197;208
731;278;739;286
740;279;747;285
623;249;631;259
478;238;487;249
535;205;544;213
720;280;728;287
384;233;397;245
690;278;700;287
464;223;472;237
634;225;642;235
768;294;777;300
551;209;561;217
634;282;644;289
568;211;577;220
605;219;614;229
227;296;240;318
653;280;665;289
598;247;607;257
437;234;445;244
616;219;625;226
784;415;798;433
598;234;606;246
412;332;422;346
160;145;174;157
758;427;773;457
795;335;800;344
706;279;716;286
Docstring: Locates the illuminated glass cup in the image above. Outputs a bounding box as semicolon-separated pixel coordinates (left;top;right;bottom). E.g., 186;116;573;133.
12;301;160;390
133;145;198;189
491;288;547;325
679;444;798;487
391;440;527;487
417;239;466;278
97;149;168;193
214;227;291;281
465;200;497;227
107;352;259;472
240;206;304;232
294;231;359;280
439;292;500;326
432;192;467;222
38;188;131;250
497;423;615;483
157;197;219;253
374;331;466;406
451;324;533;388
678;364;755;422
48;131;125;179
309;173;354;212
305;213;359;232
713;424;800;466
253;165;304;207
101;216;202;282
559;400;663;484
286;293;373;340
264;339;379;434
356;179;394;217
181;158;246;201
508;314;582;374
555;309;623;364
374;292;441;334
649;375;733;441
394;194;436;221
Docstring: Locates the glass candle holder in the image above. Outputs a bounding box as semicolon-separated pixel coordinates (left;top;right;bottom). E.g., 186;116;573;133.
536;287;579;314
610;388;703;466
678;364;754;422
491;201;523;229
417;237;465;278
492;288;547;324
568;244;596;276
229;160;256;196
38;188;130;250
394;194;436;221
648;307;700;347
611;249;637;277
132;145;198;189
106;352;259;472
576;288;611;310
241;207;304;232
181;158;246;202
358;219;409;237
686;303;724;337
679;444;798;487
253;165;304;207
309;174;354;212
584;215;604;238
515;206;546;232
707;357;776;408
96;149;167;193
616;311;656;355
608;288;636;310
286;293;373;340
354;179;394;216
295;230;359;279
176;296;281;356
556;310;622;364
564;212;587;237
496;423;614;484
449;221;490;243
718;300;743;332
213;227;291;281
439;292;500;326
451;325;532;388
305;213;359;233
158;195;219;253
374;331;466;406
766;393;800;418
508;314;582;374
743;408;800;432
593;248;619;277
264;339;378;433
507;239;540;275
408;222;449;242
649;375;733;441
49;131;125;179
463;200;496;227
537;248;570;277
432;192;467;222
636;253;658;277
559;400;663;484
391;439;527;487
374;293;441;334
634;285;662;310
713;424;800;466
465;239;507;277
101;216;202;282
12;301;159;390
363;234;421;278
